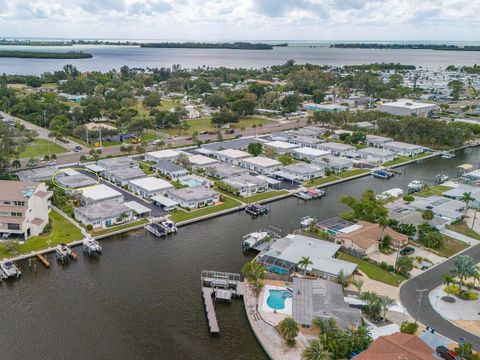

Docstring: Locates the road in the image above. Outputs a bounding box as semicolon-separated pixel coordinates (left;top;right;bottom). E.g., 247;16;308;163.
399;243;480;350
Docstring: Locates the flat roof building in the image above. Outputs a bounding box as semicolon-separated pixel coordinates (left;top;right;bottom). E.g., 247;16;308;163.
128;177;174;199
74;201;133;229
383;141;425;156
378;99;437;117
288;135;324;149
55;173;98;190
155;161;189;179
81;184;124;205
303;103;348;112
168;186;220;209
145;149;181;163
223;174;269;196
17;166;59;182
240;156;282;174
409;195;465;222
264;140;299;154
366;134;394;147
103;167;146;187
97;157;138;171
215;149;251;165
187;154;218;170
292;147;330;161
318;142;356;156
312;155;353;173
280;163;324;181
357;147;396;164
205;162;249;180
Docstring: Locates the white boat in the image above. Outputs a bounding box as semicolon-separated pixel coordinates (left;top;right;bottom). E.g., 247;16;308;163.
408;180;424;193
300;216;317;228
436;173;449;184
441;150;455;159
145;223;166;237
82;237;102;254
160;220;177;234
242;231;273;251
0;261;21;279
55;243;71;262
294;191;312;200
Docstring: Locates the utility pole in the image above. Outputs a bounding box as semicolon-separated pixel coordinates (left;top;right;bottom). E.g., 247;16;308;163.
415;288;428;324
99;127;102;147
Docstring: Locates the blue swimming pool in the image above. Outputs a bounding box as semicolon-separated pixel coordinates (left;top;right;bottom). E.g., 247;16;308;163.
266;289;293;310
180;177;205;187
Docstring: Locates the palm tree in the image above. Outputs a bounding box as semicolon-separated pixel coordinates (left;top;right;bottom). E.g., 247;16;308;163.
313;318;337;344
443;273;454;299
379;296;395;321
277;317;299;346
302;339;332;360
461;192;475;216
450;255;478;291
336;269;349;291
298;256;313;276
351;278;364;293
378;217;388;245
422;209;434;224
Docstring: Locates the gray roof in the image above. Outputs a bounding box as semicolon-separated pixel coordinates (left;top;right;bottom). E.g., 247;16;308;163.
201;137;267;151
18;166;59;182
55;174;97;189
283;163;323;175
223;174;268;189
366;134;393;143
97;157;138;170
358;147;395;157
106;167;146;181
155;160;187;173
205;162;249;179
319;142;356;151
168;185;219;202
74;201;131;221
292;278;361;328
313;155;353;168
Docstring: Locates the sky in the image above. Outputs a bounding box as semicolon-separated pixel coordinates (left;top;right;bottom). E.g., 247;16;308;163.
0;0;479;41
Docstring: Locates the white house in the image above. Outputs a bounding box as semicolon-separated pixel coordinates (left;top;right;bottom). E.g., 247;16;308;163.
383;141;425;157
292;147;331;162
215;149;251;165
317;142;356;156
281;163;324;181
128;177;174;199
145;149;181;163
223;174;269;196
357;147;396;164
378;99;437;117
103;167;146;186
265;140;299;154
155;161;189;179
74;202;133;229
240;157;282;174
81;184;124;205
168;186;220;209
366;135;393;148
187;154;218;170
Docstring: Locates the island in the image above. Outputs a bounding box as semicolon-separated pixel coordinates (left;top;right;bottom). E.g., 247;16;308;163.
330;43;480;51
0;51;93;59
139;42;274;50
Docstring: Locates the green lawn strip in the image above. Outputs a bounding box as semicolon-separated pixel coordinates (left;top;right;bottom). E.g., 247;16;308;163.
0;210;83;259
338;252;407;287
305;175;340;188
170;197;242;223
92;219;148;236
415;236;469;258
214;187;288;203
337;169;370;178
139;161;155;175
19;139;68;159
446;221;480;241
414;185;452;197
383;152;433;167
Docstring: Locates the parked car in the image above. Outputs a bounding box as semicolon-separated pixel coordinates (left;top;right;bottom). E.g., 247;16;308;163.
225;129;235;134
74;145;82;151
400;246;415;256
436;346;461;360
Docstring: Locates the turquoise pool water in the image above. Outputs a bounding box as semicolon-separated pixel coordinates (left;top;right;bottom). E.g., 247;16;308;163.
180;177;204;187
266;289;293;310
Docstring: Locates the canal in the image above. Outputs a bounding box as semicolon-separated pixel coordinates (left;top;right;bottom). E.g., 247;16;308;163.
1;148;479;359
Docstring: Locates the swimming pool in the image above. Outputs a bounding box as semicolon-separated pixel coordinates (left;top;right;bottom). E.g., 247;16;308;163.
261;285;293;315
180;177;205;187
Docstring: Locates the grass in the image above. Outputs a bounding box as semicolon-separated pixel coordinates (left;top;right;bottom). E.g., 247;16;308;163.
170;197;242;223
337;168;370;178
412;235;469;258
383;152;433;167
305;175;340;187
338;252;407;287
139;162;155;175
19;139;68;159
447;221;480;241
415;185;452;197
215;188;289;203
0;210;83;259
92;219;148;236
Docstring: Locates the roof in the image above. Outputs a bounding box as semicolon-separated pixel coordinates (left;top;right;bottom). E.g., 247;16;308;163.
85;164;105;173
63;169;80;176
266;140;299;150
55;174;98;189
168;185;219;202
336;221;408;250
256;174;281;185
290;135;323;145
358;147;395;157
313;155;353;168
129;177;173;192
123;201;151;215
410;195;464;220
0;180;40;201
366;134;393;143
380;99;436;110
75;201;131;221
97;157;138;170
320;142;356;151
187;154;218;166
30;217;45;226
215;148;250;159
151;194;178;207
353;332;435;360
224;174;268;188
205;162;249;178
242;156;282;168
443;184;480;198
145;149;181;160
293;147;330;157
283;163;323;175
155;160;187;173
82;184;123;201
201;137;267;151
384;141;424;150
106;167;146;181
317;217;356;234
17;166;58;182
292;278;361;328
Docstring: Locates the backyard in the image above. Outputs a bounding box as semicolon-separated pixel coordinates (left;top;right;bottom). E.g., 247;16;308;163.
92;219;148;236
383;152;433;167
214;187;289;203
19;139;68;159
170;197;242;223
446;221;480;241
415;185;453;197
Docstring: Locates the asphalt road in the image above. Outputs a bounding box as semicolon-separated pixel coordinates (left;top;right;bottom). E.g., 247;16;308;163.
399;243;480;350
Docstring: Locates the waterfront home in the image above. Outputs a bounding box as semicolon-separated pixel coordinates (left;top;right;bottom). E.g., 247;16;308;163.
151;194;178;211
97;157;138;171
17;166;59;182
257;234;357;280
145;149;181;163
128;177;174;199
409;195;465;222
443;184;480;208
280;163;324;181
74;201;133;229
302;103;348;112
292;147;330;162
378;99;437;117
357;147;396;164
335;220;408;255
317;142;356;156
201;137;267;152
288;135;324;149
312;155;353;173
215;149;250;165
239;157;282;174
353;332;436;359
155;161;189;179
223;174;269;196
103;167;146;187
292;278;361;330
0;181;52;240
204;162;249;180
81;184;124;205
168;186;220;209
55;173;98;192
264;140;299;154
123;201;152;218
387;201;450;229
187;154;218;170
383;141;425;157
366;134;394;147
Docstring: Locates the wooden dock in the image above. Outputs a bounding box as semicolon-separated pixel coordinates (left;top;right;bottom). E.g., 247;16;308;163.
202;287;219;334
36;253;50;268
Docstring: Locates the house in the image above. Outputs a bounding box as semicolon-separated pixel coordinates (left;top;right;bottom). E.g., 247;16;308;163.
151;194;178;211
215;149;251;165
302;103;348;112
74;202;133;229
353;332;435;360
240;157;282;174
187;154;218;170
357;147;396;163
292;147;331;162
409;195;465;222
128;177;174;199
257;234;357;280
288;135;324;149
313;155;353;173
155;161;189;179
387;201;450;229
97;157;138;171
317;142;356;156
55;173;98;191
168;186;220;209
0;181;52;240
145;149;181;163
292;278;361;330
335;220;409;255
353;121;373;129
378;99;437;117
223;174;269;196
184;105;200;119
17;166;59;182
366;134;394;147
103;167;146;187
81;184;124;205
205;162;249;179
443;184;480;208
281;163;324;181
383;142;425;157
264;140;299;154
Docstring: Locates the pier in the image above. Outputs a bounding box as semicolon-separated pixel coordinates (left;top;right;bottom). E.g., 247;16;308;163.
36;253;50;268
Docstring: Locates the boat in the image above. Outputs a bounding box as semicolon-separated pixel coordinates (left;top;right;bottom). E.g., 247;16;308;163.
300;216;317;228
294;191;312;200
160;220;177;234
370;169;393;179
306;188;326;199
436;173;449;184
82;237;102;255
145;223;167;237
242;230;274;251
55;243;72;262
407;180;424;193
384;167;402;175
441;150;455;159
245;204;269;216
0;261;21;279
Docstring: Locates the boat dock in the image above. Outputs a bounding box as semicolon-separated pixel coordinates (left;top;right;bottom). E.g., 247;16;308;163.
36;253;50;268
202;287;219;334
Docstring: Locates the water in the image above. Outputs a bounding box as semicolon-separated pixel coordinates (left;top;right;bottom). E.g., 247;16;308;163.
266;289;292;310
1;148;479;359
1;44;480;75
180;177;205;187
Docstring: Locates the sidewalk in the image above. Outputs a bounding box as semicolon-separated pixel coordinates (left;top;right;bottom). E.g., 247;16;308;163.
440;228;480;246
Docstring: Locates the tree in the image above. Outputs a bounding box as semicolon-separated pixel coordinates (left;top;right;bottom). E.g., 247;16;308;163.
302;339;332;360
216;129;223;143
0;123;27;175
312;89;325;104
281;94;302;113
231;98;256;116
350;278;364;293
11;159;21;170
400;321;418;335
247;142;263;156
461;192;475;215
450;255;478;291
403;194;415;202
143;92;161;108
241;260;266;297
422;209;434;223
396;255;414;276
379;296;395;321
211;107;239;126
298;256;313;275
448;79;463;100
89;148;101;161
177;153;191;169
359;291;383;322
443;273;454;299
336;269;349;291
277;317;299;346
340;190;388;223
378;216;388;246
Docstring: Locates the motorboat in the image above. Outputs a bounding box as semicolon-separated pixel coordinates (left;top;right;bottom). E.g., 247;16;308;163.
0;261;21;279
245;204;269;216
145;223;166;237
242;231;274;251
408;180;424;193
55;243;72;262
306;188;326;199
160;220;177;234
371;169;393;179
82;237;102;254
436;173;449;184
294;191;312;200
441;150;455;159
300;216;317;229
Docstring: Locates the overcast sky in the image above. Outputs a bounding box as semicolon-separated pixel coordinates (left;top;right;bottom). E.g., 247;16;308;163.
0;0;478;41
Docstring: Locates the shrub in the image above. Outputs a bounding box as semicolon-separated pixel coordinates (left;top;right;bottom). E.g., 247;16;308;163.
400;321;418;335
86;224;93;231
403;195;415;202
459;291;479;301
444;284;461;296
42;222;52;234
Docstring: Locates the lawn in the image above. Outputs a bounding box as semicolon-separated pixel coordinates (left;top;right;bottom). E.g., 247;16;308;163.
338;252;407;287
305;175;340;188
19;139;68;159
428;235;469;258
447;221;480;241
383;152;433;167
0;210;83;259
92;219;148;236
415;185;452;197
139;161;155;175
215;188;289;203
337;169;370;178
170;197;242;223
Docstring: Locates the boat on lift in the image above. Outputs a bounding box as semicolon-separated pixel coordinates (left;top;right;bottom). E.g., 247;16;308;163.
408;180;424;193
300;216;317;229
0;261;21;279
55;243;72;262
306;188;326;199
242;230;275;251
160;220;177;234
82;237;102;255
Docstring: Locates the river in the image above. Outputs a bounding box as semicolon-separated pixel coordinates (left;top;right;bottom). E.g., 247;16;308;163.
1;44;480;75
0;148;479;359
